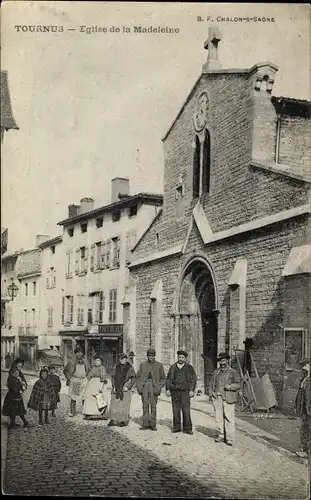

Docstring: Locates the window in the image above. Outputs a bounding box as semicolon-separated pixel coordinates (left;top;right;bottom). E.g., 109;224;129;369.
47;307;53;327
112;237;120;268
62;296;74;325
32;308;36;326
68;228;74;237
176;181;185;218
5;304;12;328
61;297;65;324
129;204;138;218
80;222;88;233
24;309;28;326
109;289;117;323
193;135;200;199
51;267;56;287
77;295;85;326
25;283;28;297
33;281;37;296
105;240;111;268
95;242;101;270
112;210;121;222
66;250;73;278
100;241;106;269
96;217;103;228
155;232;160;248
202;129;211;194
64;296;74;324
51;246;55;254
79;246;88;274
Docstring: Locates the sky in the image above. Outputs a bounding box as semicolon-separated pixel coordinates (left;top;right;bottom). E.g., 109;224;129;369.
1;2;310;252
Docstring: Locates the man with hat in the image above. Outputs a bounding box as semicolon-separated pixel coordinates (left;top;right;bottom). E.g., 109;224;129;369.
166;350;197;435
209;352;241;446
295;358;310;458
136;348;166;430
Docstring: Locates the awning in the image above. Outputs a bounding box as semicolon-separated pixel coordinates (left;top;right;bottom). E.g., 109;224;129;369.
282;245;311;276
228;258;248;286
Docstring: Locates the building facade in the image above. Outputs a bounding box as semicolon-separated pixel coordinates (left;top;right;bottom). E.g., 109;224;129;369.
1;251;20;363
57;178;162;372
128;32;311;411
38;235;64;351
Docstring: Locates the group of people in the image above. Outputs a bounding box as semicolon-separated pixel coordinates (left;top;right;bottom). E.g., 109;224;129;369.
2;358;61;427
2;349;310;456
63;346;242;444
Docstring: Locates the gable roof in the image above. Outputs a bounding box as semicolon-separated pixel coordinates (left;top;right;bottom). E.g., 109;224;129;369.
1;70;19;130
58;193;163;226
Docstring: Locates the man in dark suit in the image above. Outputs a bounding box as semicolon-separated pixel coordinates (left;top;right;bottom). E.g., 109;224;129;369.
295;358;310;459
136;348;166;431
166;350;197;435
209;352;241;446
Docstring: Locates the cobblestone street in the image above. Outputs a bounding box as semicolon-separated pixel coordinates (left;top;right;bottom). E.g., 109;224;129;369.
2;373;309;498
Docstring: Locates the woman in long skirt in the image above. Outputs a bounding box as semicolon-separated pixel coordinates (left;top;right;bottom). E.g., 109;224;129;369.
2;366;29;428
82;355;108;419
108;353;136;427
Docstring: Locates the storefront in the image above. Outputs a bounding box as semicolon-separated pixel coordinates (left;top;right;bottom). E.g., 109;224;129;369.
19;336;38;369
60;325;123;374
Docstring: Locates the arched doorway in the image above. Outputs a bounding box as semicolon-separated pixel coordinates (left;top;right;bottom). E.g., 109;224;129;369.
176;257;218;394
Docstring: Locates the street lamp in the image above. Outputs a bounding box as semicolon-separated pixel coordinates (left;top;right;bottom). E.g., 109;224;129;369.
7;278;18;301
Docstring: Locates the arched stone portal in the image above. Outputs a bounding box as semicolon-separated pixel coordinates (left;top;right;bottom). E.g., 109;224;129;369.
176;257;218;394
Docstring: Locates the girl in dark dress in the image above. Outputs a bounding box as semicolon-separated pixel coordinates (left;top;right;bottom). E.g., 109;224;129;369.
47;365;61;418
10;358;27;391
28;368;56;425
2;366;29;428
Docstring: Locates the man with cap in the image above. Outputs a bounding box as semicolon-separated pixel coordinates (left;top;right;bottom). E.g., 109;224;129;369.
166;350;197;435
136;348;166;430
295;358;310;458
209;352;241;446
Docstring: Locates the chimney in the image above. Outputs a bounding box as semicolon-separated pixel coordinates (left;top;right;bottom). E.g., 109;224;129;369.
68;204;80;218
36;234;50;247
80;197;95;214
111;177;130;203
202;26;222;72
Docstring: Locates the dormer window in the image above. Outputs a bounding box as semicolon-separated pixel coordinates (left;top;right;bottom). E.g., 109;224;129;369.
112;210;121;222
51;246;55;254
96;217;103;228
68;228;74;237
129;204;138;218
80;222;88;233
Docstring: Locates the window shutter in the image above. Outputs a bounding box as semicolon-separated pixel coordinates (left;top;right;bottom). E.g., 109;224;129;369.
46;276;50;289
61;298;65;324
106;240;111;268
75;249;80;275
51;307;53;326
70;296;74;323
99;291;104;323
80;305;84;325
85;246;89;272
90;244;96;271
69;250;73;275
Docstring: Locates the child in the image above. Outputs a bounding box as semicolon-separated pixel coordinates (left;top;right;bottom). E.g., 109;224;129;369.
47;365;61;418
28;368;56;425
2;366;29;428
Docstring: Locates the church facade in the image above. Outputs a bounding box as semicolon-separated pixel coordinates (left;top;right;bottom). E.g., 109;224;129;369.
125;31;311;411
